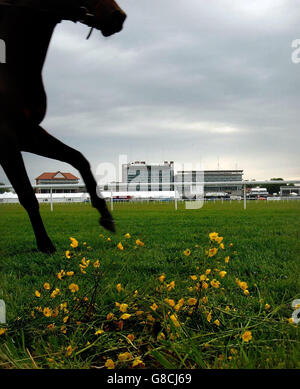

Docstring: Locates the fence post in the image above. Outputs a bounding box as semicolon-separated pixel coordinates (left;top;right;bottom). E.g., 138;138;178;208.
244;184;247;210
50;187;53;212
0;300;6;324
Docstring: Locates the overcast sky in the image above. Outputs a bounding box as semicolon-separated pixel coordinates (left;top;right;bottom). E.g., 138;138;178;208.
1;0;300;185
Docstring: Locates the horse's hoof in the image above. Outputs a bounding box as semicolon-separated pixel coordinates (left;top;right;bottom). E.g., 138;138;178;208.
37;242;56;254
100;217;116;233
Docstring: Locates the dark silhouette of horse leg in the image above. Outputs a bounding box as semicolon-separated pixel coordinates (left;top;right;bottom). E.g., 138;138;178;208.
0;122;56;254
18;123;115;233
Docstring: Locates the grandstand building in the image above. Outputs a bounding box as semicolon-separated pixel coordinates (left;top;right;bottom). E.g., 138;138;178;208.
175;170;244;198
102;162;244;199
121;161;175;191
280;186;300;197
35;171;80;193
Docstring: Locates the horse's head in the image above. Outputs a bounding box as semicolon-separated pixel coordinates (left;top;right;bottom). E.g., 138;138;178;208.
82;0;126;37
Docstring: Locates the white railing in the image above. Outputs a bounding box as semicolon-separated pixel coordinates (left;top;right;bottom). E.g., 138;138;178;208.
1;180;300;211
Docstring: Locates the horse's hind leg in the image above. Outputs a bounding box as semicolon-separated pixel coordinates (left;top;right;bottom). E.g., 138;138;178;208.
18;124;115;233
0;124;56;253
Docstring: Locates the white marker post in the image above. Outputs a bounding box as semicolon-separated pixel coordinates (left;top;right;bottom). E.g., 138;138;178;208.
0;300;6;324
244;184;247;210
111;191;113;211
50;187;53;212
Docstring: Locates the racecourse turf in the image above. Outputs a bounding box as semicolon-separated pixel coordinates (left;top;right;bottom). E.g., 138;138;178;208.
0;200;299;368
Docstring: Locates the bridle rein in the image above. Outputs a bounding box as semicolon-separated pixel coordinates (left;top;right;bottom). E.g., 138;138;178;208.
0;0;99;38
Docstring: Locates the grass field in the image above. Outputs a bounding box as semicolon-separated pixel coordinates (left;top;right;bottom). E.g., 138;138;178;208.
0;200;299;369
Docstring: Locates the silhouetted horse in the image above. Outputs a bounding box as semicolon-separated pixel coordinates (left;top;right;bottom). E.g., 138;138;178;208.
0;0;126;253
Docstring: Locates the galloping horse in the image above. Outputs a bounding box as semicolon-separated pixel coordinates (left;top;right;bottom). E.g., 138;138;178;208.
0;0;126;253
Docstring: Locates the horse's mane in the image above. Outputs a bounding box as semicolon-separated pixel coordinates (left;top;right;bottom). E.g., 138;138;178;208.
0;0;83;22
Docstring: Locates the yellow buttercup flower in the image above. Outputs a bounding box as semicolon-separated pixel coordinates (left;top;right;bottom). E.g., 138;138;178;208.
208;247;218;257
184;249;191;256
50;288;60;299
127;334;135;342
190;275;197;281
57;269;65;280
211;279;220;288
43;282;50;290
136;239;144;247
35;290;41;298
118;352;132;362
117;242;124;251
95;329;104;335
60;325;67;334
219;243;225;250
216;236;223;244
164;299;175;307
132;357;144;368
265;304;271;311
67;271;74;277
106;312;115;320
0;328;7;336
105;359;115;369
119;303;128;313
209;232;219;241
157;332;165;341
237;280;248;290
68;283;79;293
116;284;122;293
219;271;227;278
158;274;166;283
65;250;71;259
150;303;158;311
207;311;212;322
188;298;197;306
66;345;73;356
60;302;67;311
81;257;90;267
70;237;78;248
120;313;131;320
93;260;100;268
124;233;131;239
167;281;175;291
242;331;252;342
214;319;220;326
225;256;230;263
43;307;52;317
170;314;180;327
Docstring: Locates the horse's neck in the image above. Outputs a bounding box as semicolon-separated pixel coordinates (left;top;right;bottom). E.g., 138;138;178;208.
0;7;57;73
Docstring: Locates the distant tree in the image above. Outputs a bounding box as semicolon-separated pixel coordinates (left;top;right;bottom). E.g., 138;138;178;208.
0;182;10;194
263;178;285;195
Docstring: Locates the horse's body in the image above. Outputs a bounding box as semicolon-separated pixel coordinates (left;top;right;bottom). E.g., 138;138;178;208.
0;0;126;253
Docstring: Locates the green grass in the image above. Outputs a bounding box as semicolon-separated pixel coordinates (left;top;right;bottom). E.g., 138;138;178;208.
0;200;299;369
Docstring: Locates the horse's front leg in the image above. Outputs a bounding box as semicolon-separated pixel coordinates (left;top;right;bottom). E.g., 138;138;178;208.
18;123;115;233
0;121;56;253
